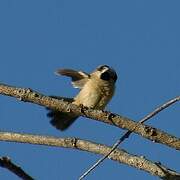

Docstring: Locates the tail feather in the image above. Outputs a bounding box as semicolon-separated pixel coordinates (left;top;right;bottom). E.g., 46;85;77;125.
47;110;78;131
46;96;78;131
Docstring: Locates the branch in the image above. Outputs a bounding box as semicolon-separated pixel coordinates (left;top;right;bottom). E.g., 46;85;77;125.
0;156;34;180
79;96;180;179
0;83;180;150
0;131;179;180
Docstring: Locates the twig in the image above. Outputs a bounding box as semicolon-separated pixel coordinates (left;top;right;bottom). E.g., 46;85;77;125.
0;131;180;180
79;96;180;179
139;96;180;124
0;83;180;150
0;156;34;180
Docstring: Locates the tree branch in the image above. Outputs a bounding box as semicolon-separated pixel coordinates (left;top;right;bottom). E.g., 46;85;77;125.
79;96;180;179
0;131;179;180
0;83;179;150
0;156;34;180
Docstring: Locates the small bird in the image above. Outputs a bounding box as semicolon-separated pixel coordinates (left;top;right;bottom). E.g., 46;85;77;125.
47;65;118;131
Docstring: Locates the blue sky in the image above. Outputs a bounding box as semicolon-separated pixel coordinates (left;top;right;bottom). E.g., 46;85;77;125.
0;0;179;179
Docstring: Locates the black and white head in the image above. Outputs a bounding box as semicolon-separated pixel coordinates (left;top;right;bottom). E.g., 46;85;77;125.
55;65;117;89
91;65;118;83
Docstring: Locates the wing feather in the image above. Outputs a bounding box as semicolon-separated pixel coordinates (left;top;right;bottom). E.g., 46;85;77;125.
55;69;89;89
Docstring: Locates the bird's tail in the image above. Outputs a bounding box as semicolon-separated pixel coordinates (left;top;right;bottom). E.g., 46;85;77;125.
47;96;78;131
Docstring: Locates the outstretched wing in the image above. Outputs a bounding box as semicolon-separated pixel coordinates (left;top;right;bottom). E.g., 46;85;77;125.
55;69;89;89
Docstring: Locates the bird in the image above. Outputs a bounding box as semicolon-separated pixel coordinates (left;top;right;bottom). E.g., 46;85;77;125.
47;65;118;131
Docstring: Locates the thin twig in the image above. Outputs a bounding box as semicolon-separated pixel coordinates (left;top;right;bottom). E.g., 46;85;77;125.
139;96;180;124
0;156;34;180
79;96;180;180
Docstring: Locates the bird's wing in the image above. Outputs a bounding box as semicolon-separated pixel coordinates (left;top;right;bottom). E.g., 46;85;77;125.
55;69;89;89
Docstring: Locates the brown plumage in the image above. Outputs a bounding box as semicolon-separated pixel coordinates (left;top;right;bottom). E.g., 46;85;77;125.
47;65;117;131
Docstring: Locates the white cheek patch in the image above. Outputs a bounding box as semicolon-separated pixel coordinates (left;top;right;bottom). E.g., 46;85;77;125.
101;67;109;73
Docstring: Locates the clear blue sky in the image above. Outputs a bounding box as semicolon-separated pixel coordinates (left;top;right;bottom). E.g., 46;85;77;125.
0;1;179;180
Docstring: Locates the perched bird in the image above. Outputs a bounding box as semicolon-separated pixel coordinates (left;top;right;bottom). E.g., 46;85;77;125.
47;65;118;131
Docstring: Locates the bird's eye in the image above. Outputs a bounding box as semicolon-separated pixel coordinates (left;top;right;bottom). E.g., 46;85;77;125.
100;72;111;81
